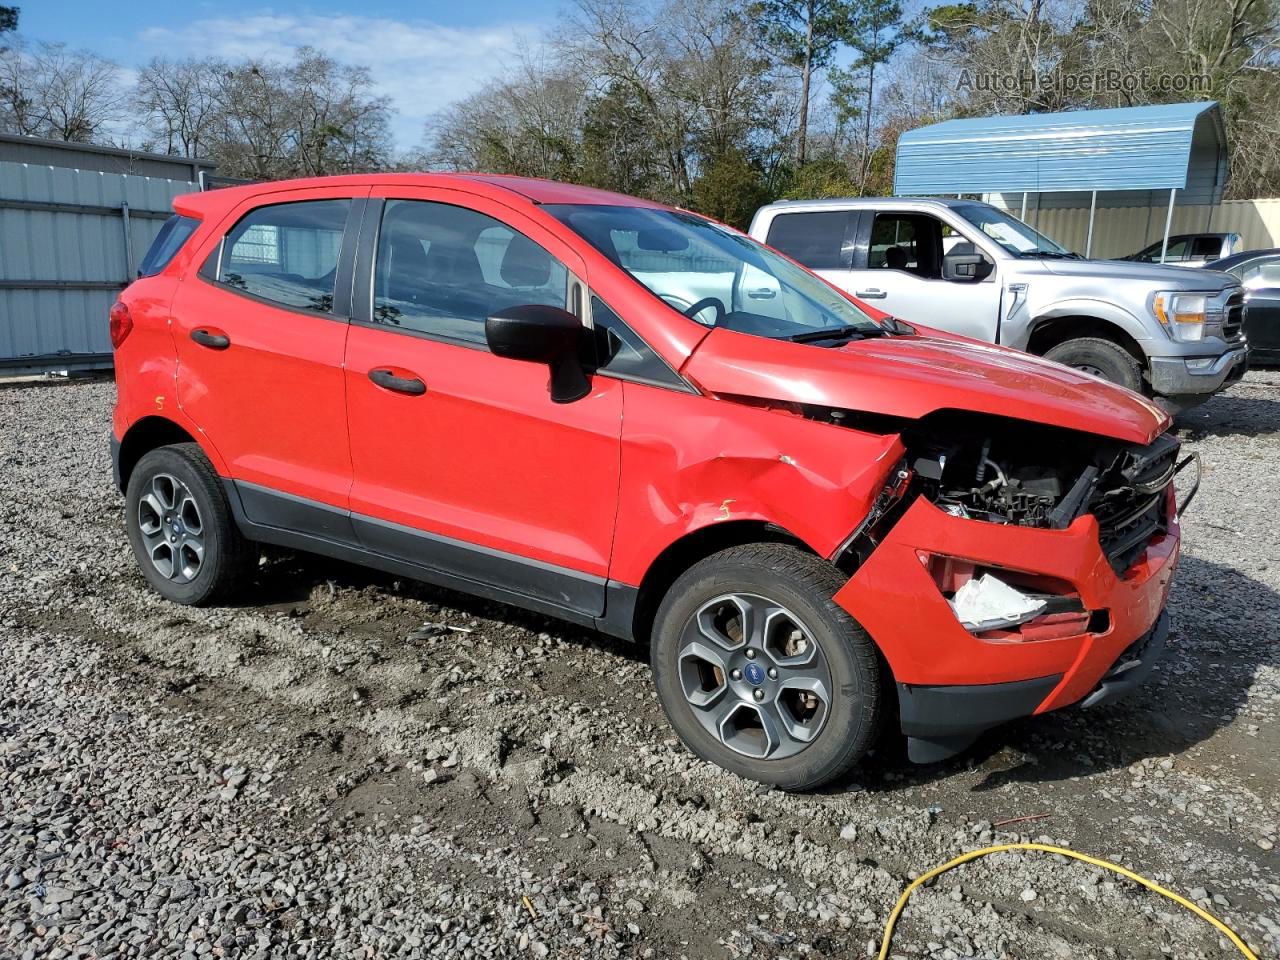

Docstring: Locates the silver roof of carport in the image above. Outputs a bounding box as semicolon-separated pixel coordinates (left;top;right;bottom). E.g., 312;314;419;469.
894;102;1228;207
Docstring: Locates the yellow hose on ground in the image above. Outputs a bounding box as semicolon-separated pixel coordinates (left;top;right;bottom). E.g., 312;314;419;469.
878;842;1260;960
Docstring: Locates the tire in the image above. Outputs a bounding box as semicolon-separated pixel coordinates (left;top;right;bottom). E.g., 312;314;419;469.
124;443;253;606
1043;337;1144;393
650;543;882;791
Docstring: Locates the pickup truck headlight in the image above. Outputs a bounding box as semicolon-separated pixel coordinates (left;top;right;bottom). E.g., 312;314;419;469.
1152;292;1207;342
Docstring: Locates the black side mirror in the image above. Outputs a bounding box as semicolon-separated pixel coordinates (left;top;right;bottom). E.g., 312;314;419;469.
485;304;590;403
942;253;993;282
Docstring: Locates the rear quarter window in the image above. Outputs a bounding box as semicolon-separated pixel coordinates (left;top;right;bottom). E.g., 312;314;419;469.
138;215;199;278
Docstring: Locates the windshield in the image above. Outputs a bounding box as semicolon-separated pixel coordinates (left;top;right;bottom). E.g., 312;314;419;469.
952;203;1078;259
544;204;881;341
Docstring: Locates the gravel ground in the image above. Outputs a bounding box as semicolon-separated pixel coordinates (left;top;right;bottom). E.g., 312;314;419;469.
0;372;1276;960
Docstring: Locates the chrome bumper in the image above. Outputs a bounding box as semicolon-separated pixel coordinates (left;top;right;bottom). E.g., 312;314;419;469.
1149;345;1248;397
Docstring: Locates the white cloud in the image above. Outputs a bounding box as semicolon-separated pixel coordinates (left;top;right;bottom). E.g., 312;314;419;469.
137;14;548;151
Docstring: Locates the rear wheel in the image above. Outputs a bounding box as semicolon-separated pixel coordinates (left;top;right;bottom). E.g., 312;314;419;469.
651;543;882;790
1043;337;1144;393
125;443;253;605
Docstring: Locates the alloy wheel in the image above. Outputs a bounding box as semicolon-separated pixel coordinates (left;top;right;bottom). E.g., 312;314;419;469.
677;593;832;761
136;472;205;584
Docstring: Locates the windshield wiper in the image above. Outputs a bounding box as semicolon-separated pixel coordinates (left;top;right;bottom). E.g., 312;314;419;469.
1017;250;1083;260
788;325;881;344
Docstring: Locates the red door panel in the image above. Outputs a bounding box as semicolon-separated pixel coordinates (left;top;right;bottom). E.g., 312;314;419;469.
345;330;623;578
170;187;365;508
345;185;624;612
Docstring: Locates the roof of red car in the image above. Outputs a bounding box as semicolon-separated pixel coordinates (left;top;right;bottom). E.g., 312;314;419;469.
174;172;669;220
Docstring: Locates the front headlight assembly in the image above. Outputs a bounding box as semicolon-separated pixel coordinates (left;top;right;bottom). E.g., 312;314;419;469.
1151;292;1212;342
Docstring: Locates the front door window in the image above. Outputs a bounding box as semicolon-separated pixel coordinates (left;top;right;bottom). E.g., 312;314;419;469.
372;199;570;345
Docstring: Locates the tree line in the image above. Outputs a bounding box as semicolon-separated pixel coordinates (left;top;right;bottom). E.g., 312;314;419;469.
1;1;1278;228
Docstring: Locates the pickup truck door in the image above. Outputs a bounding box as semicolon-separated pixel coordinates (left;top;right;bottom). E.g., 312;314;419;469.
848;210;1002;343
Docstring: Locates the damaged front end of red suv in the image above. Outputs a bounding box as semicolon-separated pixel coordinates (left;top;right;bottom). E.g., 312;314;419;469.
682;326;1193;762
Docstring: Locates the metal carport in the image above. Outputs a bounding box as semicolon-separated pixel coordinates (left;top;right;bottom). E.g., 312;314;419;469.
893;102;1228;259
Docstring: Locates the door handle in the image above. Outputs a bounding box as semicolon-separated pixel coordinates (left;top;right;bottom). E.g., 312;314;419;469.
368;368;426;396
747;288;777;300
855;289;887;299
190;328;230;349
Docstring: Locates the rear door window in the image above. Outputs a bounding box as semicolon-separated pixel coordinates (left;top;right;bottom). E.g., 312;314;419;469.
215;199;350;312
138;215;199;278
765;211;854;270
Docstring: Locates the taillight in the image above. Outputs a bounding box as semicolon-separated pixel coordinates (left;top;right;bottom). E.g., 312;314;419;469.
109;301;133;348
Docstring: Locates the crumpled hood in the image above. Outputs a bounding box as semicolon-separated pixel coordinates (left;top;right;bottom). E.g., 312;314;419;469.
683;327;1170;445
1048;257;1234;288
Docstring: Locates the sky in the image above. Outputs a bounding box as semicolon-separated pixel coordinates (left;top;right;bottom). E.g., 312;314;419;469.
19;1;566;151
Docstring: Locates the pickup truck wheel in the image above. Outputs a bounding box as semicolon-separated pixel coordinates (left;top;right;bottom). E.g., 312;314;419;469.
651;543;882;791
1043;337;1143;393
125;443;253;606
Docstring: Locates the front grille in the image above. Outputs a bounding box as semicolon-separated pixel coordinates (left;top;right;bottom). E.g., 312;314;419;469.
1090;433;1178;574
1223;290;1245;341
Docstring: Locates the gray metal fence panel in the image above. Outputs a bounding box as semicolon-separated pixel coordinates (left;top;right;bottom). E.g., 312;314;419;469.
0;160;195;373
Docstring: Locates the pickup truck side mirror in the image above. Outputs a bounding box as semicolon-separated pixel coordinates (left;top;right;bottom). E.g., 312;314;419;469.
943;252;994;283
486;304;591;404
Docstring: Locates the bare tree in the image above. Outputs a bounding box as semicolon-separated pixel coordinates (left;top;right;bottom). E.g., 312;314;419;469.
285;48;392;176
561;0;698;197
134;58;221;157
185;49;393;179
0;39;124;142
428;52;589;180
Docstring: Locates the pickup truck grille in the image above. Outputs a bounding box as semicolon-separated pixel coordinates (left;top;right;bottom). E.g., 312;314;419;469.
1090;433;1178;574
1223;290;1245;341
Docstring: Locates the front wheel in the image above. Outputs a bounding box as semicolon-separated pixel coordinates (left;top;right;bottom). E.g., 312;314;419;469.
1043;337;1144;393
651;543;882;790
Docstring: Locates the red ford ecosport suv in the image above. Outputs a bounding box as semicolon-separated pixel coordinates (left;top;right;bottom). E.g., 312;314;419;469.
111;174;1188;789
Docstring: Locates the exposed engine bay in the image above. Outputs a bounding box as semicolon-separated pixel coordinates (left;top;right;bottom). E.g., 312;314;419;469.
814;409;1188;576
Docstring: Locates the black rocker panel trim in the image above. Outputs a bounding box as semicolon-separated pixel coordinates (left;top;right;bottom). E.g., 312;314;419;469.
351;512;605;617
222;479;626;627
236;478;357;544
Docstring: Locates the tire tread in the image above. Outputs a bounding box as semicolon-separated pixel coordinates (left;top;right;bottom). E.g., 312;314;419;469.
1044;336;1144;393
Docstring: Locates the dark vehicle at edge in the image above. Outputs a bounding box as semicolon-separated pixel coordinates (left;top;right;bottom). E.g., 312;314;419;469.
1201;248;1280;364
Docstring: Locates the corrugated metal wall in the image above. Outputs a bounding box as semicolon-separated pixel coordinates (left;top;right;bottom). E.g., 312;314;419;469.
989;197;1280;259
0;162;193;373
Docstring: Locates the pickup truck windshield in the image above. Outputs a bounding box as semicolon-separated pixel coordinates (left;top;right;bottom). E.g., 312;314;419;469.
953;204;1080;259
545;204;882;342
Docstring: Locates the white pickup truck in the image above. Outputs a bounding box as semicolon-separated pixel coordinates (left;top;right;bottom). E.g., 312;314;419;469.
748;197;1249;410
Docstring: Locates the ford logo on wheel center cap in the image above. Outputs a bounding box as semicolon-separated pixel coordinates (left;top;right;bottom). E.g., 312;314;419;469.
743;662;765;686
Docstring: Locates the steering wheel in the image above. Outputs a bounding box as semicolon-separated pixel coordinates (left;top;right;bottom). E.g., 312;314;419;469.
682;296;726;325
